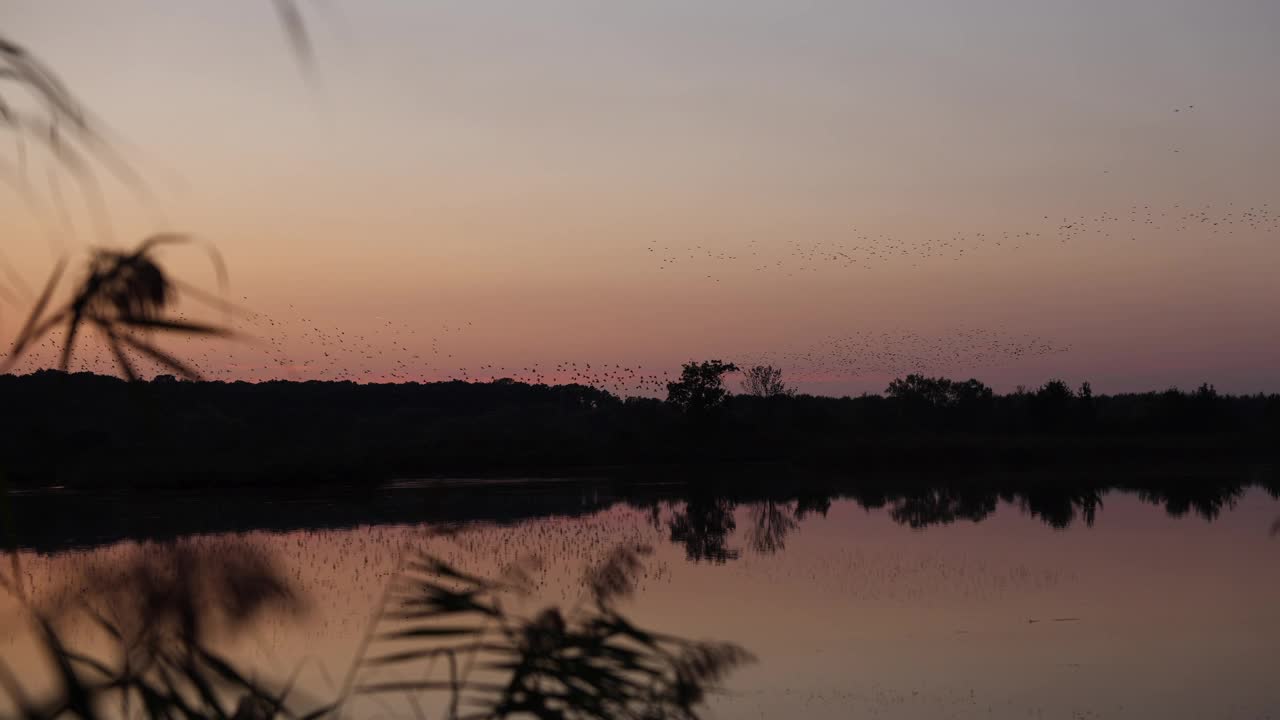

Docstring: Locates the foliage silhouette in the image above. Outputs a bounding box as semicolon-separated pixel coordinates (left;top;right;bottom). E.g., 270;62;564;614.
0;542;751;720
3;236;234;381
665;361;739;415
885;374;994;428
0;31;140;229
347;546;753;720
3;2;314;380
0;541;319;720
739;365;793;398
2;371;1276;487
40;538;306;643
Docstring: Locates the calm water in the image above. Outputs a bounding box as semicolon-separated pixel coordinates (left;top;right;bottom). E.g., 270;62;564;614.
3;476;1278;719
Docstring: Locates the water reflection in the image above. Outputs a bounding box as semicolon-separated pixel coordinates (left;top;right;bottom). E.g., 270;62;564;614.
37;538;306;642
666;494;739;563
746;501;798;555
6;470;1277;555
2;471;1278;719
350;546;752;720
2;539;750;720
624;471;1278;564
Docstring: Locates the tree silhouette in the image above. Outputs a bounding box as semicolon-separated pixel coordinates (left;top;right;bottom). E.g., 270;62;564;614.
666;360;739;414
740;364;793;398
1030;379;1076;431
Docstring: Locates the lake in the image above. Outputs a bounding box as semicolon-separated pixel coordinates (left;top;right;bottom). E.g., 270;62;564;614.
2;471;1278;719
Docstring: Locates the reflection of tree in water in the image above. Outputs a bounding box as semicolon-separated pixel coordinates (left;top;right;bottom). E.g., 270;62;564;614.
882;478;1257;531
888;488;999;530
1137;484;1245;522
746;502;798;554
665;495;821;561
668;495;739;563
657;473;1270;563
793;494;832;520
1011;487;1103;529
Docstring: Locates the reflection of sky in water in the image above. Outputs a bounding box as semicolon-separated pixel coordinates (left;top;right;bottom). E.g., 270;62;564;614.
3;488;1278;719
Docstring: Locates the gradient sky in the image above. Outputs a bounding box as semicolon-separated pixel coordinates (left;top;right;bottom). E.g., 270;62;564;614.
3;0;1279;393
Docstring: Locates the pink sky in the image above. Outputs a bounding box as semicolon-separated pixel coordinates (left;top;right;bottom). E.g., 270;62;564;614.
3;1;1279;393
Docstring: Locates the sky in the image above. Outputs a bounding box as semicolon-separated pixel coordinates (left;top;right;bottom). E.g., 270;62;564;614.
2;0;1279;394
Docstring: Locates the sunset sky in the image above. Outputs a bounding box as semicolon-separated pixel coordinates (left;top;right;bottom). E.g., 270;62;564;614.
4;0;1279;393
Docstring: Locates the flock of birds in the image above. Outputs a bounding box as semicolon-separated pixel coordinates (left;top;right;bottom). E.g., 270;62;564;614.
5;194;1274;392
4;186;1277;392
736;328;1071;385
8;314;1074;396
647;200;1278;278
11;195;1274;395
4;89;1279;393
2;94;1276;391
643;106;1230;279
5;309;684;396
0;506;678;669
0;496;1078;653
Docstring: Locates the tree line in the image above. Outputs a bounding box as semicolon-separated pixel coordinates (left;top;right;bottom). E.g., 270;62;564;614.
2;364;1276;486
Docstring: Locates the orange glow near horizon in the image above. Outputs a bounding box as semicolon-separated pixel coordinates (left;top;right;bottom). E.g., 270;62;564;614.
3;1;1279;393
